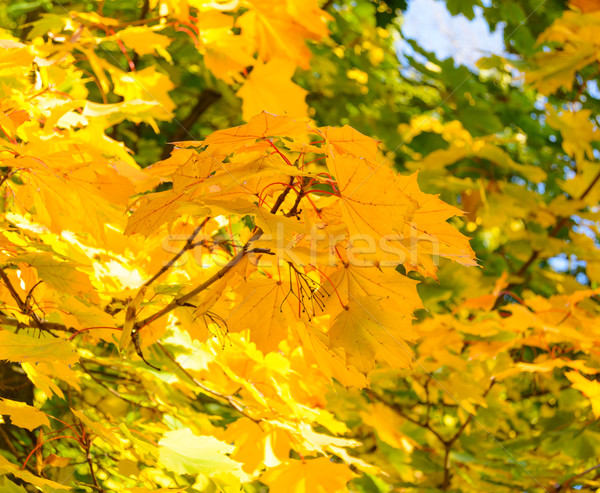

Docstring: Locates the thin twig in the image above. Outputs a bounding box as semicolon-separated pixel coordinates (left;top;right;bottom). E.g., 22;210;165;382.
135;229;262;331
141;217;210;289
156;342;259;422
498;169;600;302
79;361;158;412
161;89;221;159
0;268;43;330
554;462;600;491
134;182;295;331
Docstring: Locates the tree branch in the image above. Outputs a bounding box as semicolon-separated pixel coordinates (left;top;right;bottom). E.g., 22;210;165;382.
134;181;295;331
0;268;43;330
321;0;335;11
141;217;210;289
134;229;263;331
367;379;495;492
497;169;600;302
0;314;73;333
161;89;221;159
554;462;600;491
442;379;495;490
79;361;158;412
156;342;259;421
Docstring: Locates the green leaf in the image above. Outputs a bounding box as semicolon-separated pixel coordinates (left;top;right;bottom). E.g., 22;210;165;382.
0;330;78;364
159;428;246;478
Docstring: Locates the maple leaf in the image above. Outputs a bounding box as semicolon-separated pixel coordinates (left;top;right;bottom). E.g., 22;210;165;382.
237;0;329;69
197;11;256;83
203;111;312;156
0;398;49;431
326;154;418;244
223;277;302;352
298;322;368;388
0;456;69;490
111;26;172;57
329;295;416;374
319;125;379;163
222;417;292;473
236;58;308;121
0;331;78;365
321;261;423;317
260;457;356;493
566;371;600;417
159;428;246;478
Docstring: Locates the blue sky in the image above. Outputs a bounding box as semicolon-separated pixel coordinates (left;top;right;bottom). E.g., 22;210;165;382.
398;1;594;283
399;0;505;67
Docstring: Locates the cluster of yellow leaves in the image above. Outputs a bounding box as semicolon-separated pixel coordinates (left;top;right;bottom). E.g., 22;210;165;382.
0;16;476;490
399;117;546;183
19;0;330;124
526;2;600;93
126;112;476;383
413;285;600;416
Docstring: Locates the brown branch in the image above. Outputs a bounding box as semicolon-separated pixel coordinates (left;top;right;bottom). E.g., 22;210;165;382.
141;217;210;289
82;434;103;493
156;342;259;421
497;169;600;303
442;379;495;491
447;379;495;447
442;445;452;491
554;462;600;491
367;379;495;492
284;191;304;218
0;268;43;330
321;0;335;11
0;314;73;333
270;176;295;214
423;375;432;426
133;182;295;331
0;268;27;312
161;89;221;159
134;229;263;331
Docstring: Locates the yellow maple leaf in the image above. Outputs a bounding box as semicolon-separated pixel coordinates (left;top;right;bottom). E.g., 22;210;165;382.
236;58;308;121
547;108;600;162
329;295;416;374
238;0;329;69
0;330;78;364
322;261;422;318
298;322;368;388
0;455;69;490
566;370;600;417
570;0;600;11
222;417;292;473
319;125;379;163
195;11;255;83
113;26;172;57
224;277;301;352
260;457;356;493
326;154;417;243
203;112;312;155
526;44;595;94
396;173;477;276
360;402;414;451
0;398;49;431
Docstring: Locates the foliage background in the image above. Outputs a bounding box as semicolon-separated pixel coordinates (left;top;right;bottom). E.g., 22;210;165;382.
1;0;600;492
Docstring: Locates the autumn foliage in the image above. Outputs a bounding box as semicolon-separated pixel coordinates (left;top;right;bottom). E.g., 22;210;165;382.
1;0;600;492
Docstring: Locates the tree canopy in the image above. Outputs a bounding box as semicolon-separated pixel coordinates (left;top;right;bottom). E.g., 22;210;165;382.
1;0;600;491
